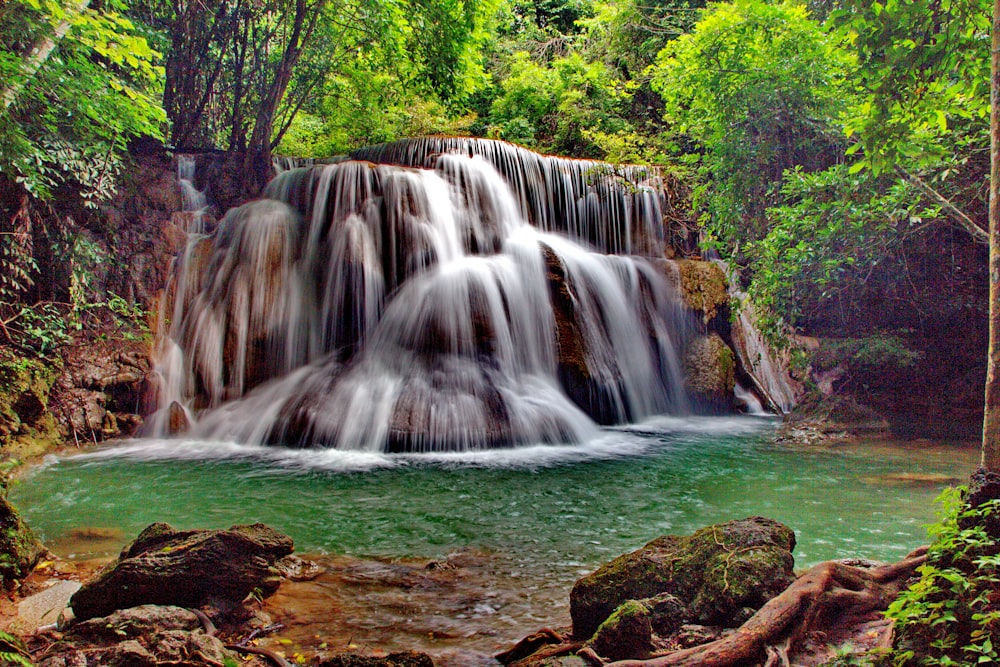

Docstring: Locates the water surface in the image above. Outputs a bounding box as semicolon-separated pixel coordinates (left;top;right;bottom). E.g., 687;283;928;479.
11;417;976;663
13;417;974;567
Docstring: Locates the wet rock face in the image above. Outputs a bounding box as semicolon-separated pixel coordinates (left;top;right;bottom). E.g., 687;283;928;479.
683;333;736;410
569;517;796;640
0;348;62;458
50;337;152;444
70;522;294;621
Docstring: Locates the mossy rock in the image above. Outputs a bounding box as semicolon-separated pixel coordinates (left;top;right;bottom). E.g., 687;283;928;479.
587;598;653;661
70;522;294;620
0;493;44;587
683;334;736;403
569;517;795;638
317;652;435;667
674;260;729;324
0;348;63;458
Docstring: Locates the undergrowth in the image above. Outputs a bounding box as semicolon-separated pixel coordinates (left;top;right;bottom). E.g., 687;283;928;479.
883;486;1000;666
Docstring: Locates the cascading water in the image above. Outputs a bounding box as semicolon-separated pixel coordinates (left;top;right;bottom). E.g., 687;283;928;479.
152;139;715;452
177;155;209;234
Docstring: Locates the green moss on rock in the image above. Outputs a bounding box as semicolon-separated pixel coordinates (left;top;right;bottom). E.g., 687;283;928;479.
0;348;63;459
0;492;44;587
675;260;729;324
684;334;736;399
569;517;795;639
587;598;653;661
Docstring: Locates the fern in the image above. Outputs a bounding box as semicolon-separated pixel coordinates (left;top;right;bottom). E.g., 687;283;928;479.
0;629;32;667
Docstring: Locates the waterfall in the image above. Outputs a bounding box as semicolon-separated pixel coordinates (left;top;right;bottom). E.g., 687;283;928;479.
176;155;209;234
151;139;706;452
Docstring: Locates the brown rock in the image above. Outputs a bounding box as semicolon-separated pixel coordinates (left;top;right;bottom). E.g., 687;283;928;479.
70;522;294;620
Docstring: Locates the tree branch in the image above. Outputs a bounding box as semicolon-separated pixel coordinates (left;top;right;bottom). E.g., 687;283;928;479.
896;165;989;244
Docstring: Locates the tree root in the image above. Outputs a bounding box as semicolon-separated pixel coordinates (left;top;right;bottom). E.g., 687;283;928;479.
573;548;927;667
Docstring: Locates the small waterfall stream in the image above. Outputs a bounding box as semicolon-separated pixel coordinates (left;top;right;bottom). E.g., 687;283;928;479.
152;139;755;452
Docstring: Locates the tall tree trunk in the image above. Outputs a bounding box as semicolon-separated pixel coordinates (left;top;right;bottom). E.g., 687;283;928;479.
240;0;325;196
984;0;1000;471
1;0;91;111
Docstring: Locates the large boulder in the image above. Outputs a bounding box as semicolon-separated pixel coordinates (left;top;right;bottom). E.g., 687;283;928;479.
70;522;294;620
569;517;795;639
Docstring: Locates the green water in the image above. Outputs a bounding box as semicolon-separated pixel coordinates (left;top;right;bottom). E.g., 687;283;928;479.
11;416;976;584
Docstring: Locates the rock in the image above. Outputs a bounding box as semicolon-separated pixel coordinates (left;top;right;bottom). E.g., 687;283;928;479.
143;629;233;665
70;605;201;640
0;492;44;587
107;640;157;667
511;658;589;667
50;338;152;444
317;651;436;667
0;348;62;458
166;401;190;435
647;592;687;637
683;334;736;409
569;517;795;639
587;598;653;661
671;260;729;325
70;522;294;620
276;554;325;581
673;624;724;648
37;649;88;667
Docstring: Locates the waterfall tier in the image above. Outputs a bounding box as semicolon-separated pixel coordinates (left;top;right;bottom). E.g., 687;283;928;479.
152;139;708;452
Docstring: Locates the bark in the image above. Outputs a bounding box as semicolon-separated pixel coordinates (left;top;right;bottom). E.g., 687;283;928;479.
985;0;1000;472
0;0;91;112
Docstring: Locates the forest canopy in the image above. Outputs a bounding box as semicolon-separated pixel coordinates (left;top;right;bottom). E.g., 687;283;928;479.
0;0;992;368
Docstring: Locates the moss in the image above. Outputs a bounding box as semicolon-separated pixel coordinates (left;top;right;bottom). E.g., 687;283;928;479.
675;260;729;324
588;599;652;661
0;348;63;459
570;517;795;638
683;334;736;397
0;493;43;587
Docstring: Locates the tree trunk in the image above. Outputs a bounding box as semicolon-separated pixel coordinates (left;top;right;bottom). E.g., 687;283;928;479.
984;0;1000;472
1;0;92;111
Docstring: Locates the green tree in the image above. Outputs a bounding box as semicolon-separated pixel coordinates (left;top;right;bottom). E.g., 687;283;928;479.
649;0;855;251
0;0;164;201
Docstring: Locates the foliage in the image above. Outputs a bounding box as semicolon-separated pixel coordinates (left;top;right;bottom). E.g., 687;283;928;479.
0;0;164;200
745;164;939;340
156;0;498;161
833;0;990;175
0;629;31;667
884;488;1000;667
486;51;630;156
650;0;855;249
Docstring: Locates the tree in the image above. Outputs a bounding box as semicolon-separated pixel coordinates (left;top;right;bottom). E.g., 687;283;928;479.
985;0;1000;471
648;0;854;252
0;0;164;201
